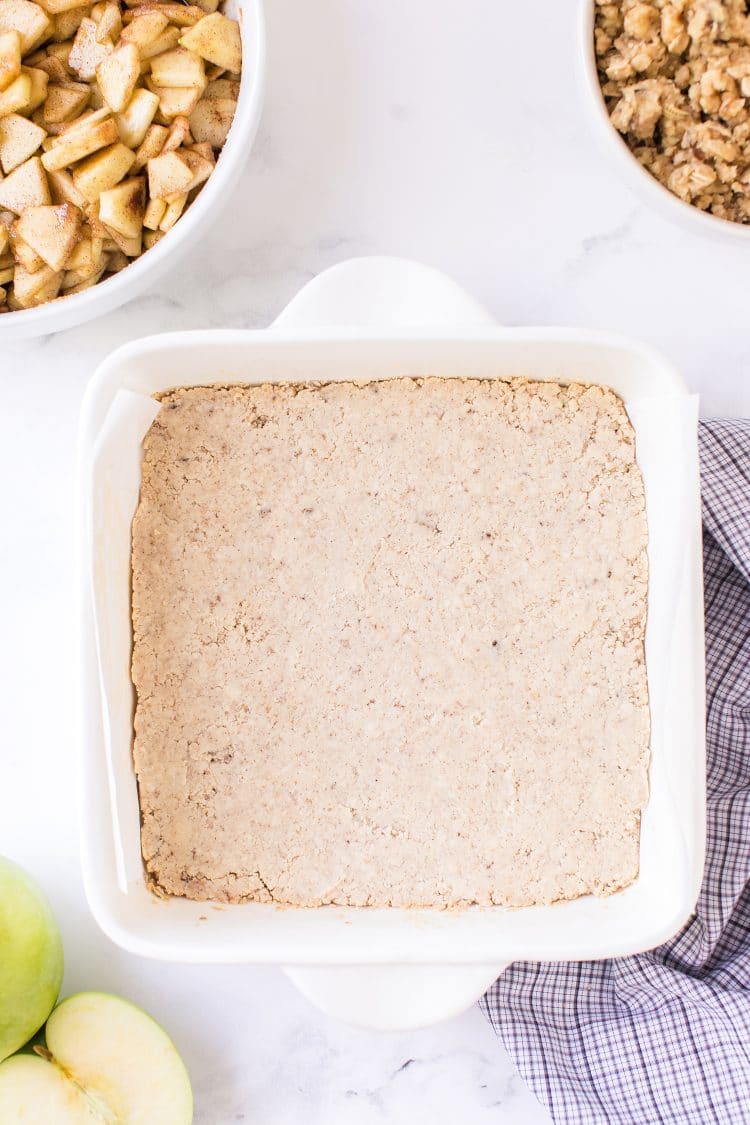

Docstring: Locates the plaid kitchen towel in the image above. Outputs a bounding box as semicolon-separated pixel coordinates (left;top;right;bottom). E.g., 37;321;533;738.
481;420;750;1125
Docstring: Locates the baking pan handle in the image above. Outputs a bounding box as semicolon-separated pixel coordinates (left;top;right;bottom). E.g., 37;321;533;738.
282;962;508;1031
272;256;496;332
276;258;502;1029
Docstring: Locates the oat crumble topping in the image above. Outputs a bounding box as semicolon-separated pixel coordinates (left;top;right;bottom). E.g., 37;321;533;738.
595;0;750;222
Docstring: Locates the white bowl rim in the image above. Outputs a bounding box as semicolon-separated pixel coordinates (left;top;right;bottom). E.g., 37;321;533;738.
577;0;750;242
0;0;266;341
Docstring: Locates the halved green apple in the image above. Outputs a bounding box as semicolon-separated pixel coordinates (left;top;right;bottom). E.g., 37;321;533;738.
0;992;193;1124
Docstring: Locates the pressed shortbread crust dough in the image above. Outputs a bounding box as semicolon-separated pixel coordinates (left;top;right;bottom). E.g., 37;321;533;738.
131;377;650;908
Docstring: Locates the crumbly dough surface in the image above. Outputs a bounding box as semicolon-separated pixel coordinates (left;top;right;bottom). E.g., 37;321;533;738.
131;377;650;909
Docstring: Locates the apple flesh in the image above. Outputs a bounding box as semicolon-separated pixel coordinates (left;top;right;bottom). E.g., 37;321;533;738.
0;992;193;1123
0;855;63;1061
0;1055;98;1122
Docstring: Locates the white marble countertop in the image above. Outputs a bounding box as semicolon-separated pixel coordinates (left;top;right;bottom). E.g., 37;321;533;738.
2;1;747;1121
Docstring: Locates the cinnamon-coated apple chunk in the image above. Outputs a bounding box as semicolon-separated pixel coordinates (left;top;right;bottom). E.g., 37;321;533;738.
0;31;22;92
65;233;104;276
188;92;234;147
145;78;202;119
142;193;164;228
131;121;167;168
41;111;118;171
0;156;50;212
9;228;45;271
72;140;134;199
41;83;90;124
150;45;205;90
136;25;180;60
11;261;62;306
125;3;203;29
146;148;191;198
114;86;158;146
21;64;48;110
119;9;167;49
158;189;185;229
0;72;32;117
91;0;122;44
0;114;46;173
0;1;53;56
15;200;81;269
98;175;144;237
179;12;240;73
96;40;138;112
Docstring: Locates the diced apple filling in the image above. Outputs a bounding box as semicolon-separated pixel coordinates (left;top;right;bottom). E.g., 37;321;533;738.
0;0;241;310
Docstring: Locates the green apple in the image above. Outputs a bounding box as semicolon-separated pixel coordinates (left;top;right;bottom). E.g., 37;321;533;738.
0;855;63;1061
0;992;194;1123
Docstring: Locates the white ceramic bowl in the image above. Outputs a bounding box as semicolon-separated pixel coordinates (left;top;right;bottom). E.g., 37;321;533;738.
0;0;265;342
79;257;706;1030
578;0;750;242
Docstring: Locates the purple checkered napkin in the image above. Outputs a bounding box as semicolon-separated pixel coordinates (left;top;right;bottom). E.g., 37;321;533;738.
481;420;750;1125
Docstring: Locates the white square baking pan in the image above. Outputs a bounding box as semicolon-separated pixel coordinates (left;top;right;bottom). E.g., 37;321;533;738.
79;257;706;1029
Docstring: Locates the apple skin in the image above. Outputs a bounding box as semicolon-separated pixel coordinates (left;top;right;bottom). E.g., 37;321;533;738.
0;856;64;1062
